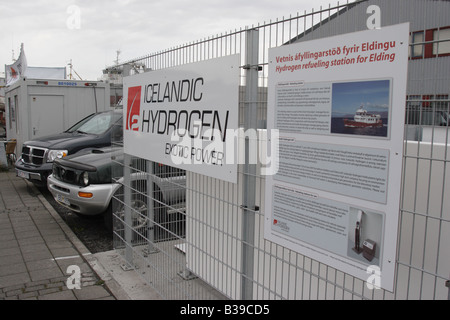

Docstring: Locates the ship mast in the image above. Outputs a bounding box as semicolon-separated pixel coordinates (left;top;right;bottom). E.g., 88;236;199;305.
67;59;83;80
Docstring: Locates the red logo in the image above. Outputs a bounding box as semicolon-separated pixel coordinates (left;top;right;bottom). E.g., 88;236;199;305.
11;67;18;79
126;86;141;131
273;219;278;225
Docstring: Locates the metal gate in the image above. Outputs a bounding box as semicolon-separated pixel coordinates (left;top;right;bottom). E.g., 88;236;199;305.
111;0;450;300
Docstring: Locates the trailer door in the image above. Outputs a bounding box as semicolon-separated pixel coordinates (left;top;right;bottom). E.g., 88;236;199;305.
30;95;64;139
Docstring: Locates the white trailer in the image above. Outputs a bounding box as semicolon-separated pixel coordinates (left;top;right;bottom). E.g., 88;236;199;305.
4;77;111;153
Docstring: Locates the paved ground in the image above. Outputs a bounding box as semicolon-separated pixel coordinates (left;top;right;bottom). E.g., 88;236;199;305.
0;169;117;300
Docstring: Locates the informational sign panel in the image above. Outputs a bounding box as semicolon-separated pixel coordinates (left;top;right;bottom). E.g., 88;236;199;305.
265;23;410;291
123;55;240;183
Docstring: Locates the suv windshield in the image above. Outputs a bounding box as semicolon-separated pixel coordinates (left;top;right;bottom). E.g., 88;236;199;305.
67;111;122;135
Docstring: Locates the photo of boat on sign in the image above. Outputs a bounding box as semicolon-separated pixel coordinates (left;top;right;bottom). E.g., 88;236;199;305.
330;79;391;138
343;105;383;128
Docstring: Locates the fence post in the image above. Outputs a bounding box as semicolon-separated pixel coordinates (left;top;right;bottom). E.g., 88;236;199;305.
241;28;259;300
144;160;157;255
123;153;134;269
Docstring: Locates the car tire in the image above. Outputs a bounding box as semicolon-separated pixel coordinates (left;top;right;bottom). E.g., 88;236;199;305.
107;183;149;241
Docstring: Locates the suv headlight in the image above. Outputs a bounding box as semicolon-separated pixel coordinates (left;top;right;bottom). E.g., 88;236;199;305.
47;150;68;163
80;171;90;186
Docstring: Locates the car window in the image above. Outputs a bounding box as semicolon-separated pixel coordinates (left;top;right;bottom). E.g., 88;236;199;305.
66;113;96;132
67;111;122;135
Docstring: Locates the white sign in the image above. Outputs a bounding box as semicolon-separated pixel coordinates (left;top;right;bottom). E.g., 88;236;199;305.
123;55;240;183
265;23;410;291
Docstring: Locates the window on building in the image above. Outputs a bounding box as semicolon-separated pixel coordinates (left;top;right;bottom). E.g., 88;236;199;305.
436;95;449;126
410;26;450;59
406;95;422;125
14;95;19;134
410;31;424;58
8;97;12;129
406;95;449;126
433;27;450;56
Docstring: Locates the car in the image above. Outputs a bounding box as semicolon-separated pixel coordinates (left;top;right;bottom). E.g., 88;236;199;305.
15;109;123;187
47;146;123;217
47;146;186;237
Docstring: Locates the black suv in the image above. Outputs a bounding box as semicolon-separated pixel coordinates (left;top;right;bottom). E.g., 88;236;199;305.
15;109;123;187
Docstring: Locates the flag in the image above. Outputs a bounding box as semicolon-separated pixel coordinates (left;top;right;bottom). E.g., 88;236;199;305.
5;43;27;86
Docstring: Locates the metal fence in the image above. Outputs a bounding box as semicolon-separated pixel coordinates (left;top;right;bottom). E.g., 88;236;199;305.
111;0;450;300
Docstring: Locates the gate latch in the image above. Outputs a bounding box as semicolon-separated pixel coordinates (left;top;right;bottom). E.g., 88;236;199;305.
241;64;263;71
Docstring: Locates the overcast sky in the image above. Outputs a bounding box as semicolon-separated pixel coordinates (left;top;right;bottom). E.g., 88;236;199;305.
1;0;354;81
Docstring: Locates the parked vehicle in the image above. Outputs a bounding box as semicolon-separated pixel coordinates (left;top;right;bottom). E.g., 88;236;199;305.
47;146;186;237
47;146;123;216
15;109;123;187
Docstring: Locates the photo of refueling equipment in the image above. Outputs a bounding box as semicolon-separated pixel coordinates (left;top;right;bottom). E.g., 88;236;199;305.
347;208;384;266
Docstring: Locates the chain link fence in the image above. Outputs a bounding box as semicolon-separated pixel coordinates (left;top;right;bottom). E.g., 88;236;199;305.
110;0;450;300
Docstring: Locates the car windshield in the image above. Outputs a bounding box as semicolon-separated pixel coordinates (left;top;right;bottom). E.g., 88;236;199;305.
67;111;122;135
